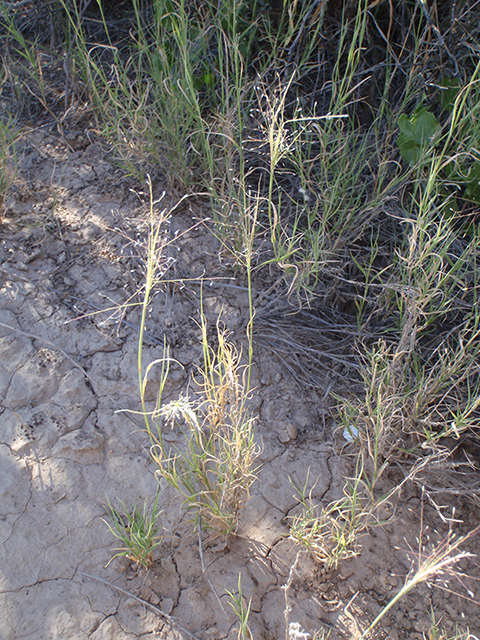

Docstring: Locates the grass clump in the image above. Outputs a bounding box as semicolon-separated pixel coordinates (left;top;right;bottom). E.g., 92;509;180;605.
429;616;477;640
288;468;372;569
133;181;260;539
102;493;164;569
148;321;260;538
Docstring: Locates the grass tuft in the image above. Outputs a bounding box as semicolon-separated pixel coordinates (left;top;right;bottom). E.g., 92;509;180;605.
148;320;261;538
288;466;373;569
102;492;164;570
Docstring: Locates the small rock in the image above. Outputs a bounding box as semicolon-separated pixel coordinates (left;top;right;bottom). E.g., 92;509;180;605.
277;423;298;444
388;574;399;587
161;597;174;615
286;423;298;440
170;535;181;549
124;597;138;608
140;586;151;600
260;371;271;385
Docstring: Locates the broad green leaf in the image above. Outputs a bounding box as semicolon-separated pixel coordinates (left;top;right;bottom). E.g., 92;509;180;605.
397;108;440;165
409;108;440;141
396;135;421;164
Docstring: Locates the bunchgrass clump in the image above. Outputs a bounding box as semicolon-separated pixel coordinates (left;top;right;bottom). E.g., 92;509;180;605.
102;493;164;569
288;468;373;569
133;181;260;539
147;321;260;538
429;614;477;640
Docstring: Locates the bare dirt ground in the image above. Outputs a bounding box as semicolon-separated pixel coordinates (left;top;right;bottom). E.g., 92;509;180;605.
1;127;479;640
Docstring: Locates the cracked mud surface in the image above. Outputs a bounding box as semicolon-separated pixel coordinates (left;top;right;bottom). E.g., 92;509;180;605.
1;128;479;640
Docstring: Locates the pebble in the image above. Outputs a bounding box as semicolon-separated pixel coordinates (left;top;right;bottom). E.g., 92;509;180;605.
161;597;174;615
124;597;138;608
286;423;298;440
278;423;298;443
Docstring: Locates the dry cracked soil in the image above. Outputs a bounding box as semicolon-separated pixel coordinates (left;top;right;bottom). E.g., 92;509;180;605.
1;127;480;640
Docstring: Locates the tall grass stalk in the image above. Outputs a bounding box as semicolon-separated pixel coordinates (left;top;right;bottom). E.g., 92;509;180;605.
357;522;479;639
137;179;171;433
0;114;17;209
131;179;259;538
330;0;369;114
